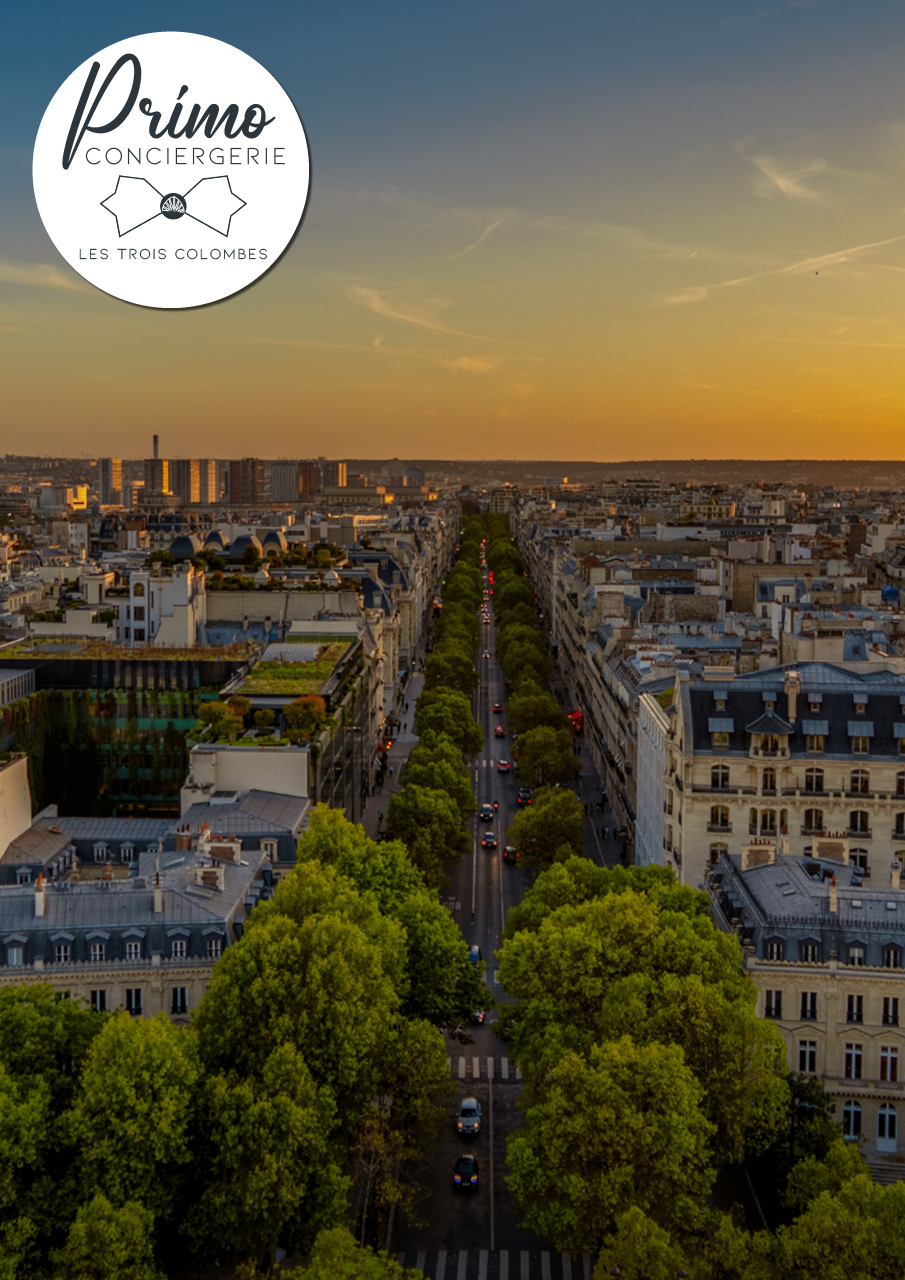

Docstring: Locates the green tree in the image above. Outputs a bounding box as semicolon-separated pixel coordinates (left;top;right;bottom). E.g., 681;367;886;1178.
53;1195;161;1280
594;1207;691;1280
197;701;243;740
385;784;469;887
500;639;552;687
186;1044;346;1268
506;786;584;864
423;649;478;697
414;689;483;757
506;1040;715;1255
284;695;329;742
404;732;475;821
780;1175;905;1280
514;725;580;788
496;624;547;667
71;1014;200;1220
507;690;570;736
254;708;275;730
290;1226;423;1279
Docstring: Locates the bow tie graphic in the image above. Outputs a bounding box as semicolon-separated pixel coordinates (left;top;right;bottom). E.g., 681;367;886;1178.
101;175;246;237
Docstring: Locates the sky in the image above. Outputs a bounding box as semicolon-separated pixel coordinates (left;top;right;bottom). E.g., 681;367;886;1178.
3;1;905;462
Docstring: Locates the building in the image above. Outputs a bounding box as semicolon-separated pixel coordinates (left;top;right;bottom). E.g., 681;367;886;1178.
198;459;219;505
170;459;200;506
98;457;122;505
665;661;905;891
320;459;347;489
299;460;322;499
143;457;170;495
707;845;905;1170
227;458;263;506
635;692;670;866
271;461;301;504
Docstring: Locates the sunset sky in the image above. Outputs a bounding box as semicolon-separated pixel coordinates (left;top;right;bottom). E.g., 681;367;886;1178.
4;1;905;461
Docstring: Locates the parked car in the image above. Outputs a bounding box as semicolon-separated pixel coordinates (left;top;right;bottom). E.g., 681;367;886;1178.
478;802;494;821
453;1155;480;1192
456;1098;483;1135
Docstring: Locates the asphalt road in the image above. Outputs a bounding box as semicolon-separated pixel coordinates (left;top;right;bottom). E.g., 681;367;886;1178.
392;569;586;1277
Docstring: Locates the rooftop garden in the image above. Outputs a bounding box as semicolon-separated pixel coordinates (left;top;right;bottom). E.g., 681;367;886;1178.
0;636;258;661
239;641;351;696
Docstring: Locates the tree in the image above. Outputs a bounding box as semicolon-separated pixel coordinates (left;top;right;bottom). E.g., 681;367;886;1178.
0;984;104;1110
423;649;478;697
780;1175;905;1280
404;733;475;821
595;1207;691;1280
500;639;552;686
284;695;328;742
186;1044;346;1268
197;701;243;740
514;726;580;788
507;691;570;736
53;1195;161;1280
71;1014;200;1220
494;576;533;613
414;688;483;757
254;708;275;729
290;1226;423;1279
506;1040;715;1255
385;784;469;887
506;786;584;864
227;695;251;717
496;624;547;668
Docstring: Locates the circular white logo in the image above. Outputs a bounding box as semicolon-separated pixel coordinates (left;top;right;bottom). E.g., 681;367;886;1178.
33;31;309;309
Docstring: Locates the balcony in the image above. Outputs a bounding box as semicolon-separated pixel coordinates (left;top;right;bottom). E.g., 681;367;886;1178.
893;830;905;843
848;829;872;840
707;823;732;834
801;827;825;837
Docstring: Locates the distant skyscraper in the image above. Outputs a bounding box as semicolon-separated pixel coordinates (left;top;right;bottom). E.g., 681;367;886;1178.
170;459;200;505
271;461;301;503
143;457;169;493
98;457;122;504
227;458;263;505
198;459;218;504
298;460;322;500
319;458;347;488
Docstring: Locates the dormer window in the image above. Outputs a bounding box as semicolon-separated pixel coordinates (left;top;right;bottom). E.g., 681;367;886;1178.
764;700;775;712
810;700;821;713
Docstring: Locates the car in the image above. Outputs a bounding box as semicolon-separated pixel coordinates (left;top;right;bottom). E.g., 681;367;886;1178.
494;726;506;738
503;845;519;863
482;651;490;659
473;1010;486;1025
453;1155;480;1192
517;787;533;806
481;833;498;849
493;703;503;713
478;802;494;822
497;759;510;772
467;944;483;966
456;1098;482;1135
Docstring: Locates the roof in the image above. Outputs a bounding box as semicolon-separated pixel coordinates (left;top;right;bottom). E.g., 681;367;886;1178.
2;823;71;866
745;711;794;735
179;789;308;836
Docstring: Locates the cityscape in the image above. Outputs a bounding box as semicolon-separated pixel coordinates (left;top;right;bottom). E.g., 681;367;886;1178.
0;460;902;1278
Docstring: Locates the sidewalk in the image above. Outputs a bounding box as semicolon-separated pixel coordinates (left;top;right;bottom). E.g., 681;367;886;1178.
360;671;425;839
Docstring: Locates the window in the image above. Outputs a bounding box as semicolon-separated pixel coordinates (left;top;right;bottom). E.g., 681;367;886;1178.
132;582;145;597
712;732;729;748
171;987;189;1015
762;734;781;754
207;937;223;960
799;1041;817;1073
666;824;673;852
709;843;728;864
881;1046;899;1083
133;629;145;642
749;806;758;835
711;765;730;789
16;870;30;885
896;814;905;838
804;808;824;833
850;946;865;967
879;1104;898;1143
808;735;825;754
809;700;821;713
55;944;70;964
801;991;818;1020
666;790;674;815
800;942;818;963
850;849;869;873
90;990;107;1013
854;700;867;715
126;941;142;962
765;990;783;1018
842;1100;862;1138
884;997;900;1027
898;772;905;797
844;1043;863;1080
847;994;864;1023
709;805;730;830
125;988;142;1017
762;767;776;792
133;606;145;621
884;947;901;970
90;942;105;962
93;845;107;864
852;736;870;755
850;811;870;835
761;810;777;834
6;946;23;967
171;939;187;960
766;941;784;961
805;768;824;793
850;769;870;794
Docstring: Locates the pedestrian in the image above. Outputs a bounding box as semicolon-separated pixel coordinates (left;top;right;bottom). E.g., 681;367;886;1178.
604;826;609;840
389;765;394;777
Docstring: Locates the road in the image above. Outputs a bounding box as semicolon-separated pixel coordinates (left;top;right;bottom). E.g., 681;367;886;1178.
392;564;597;1279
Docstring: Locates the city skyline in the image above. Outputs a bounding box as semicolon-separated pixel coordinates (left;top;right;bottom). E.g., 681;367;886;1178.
4;1;905;459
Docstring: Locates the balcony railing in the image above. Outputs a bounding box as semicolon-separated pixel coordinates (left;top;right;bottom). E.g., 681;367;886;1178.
707;823;732;834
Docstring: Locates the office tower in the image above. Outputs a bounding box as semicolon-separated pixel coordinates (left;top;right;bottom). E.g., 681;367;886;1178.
198;459;218;504
227;458;263;505
271;461;301;503
98;457;122;504
144;457;169;493
170;459;200;505
299;460;323;499
319;458;347;488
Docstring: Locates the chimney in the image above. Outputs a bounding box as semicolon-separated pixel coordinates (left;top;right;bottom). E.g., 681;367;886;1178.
784;669;800;724
153;856;163;914
829;873;838;914
34;872;45;918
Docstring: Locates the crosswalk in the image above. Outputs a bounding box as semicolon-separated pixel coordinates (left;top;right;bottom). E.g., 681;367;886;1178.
447;1055;521;1080
395;1249;592;1279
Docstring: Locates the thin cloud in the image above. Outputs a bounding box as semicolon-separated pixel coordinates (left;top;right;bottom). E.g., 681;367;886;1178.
346;285;489;339
747;153;825;200
440;356;500;373
0;260;92;293
447;219;504;261
659;286;710;306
